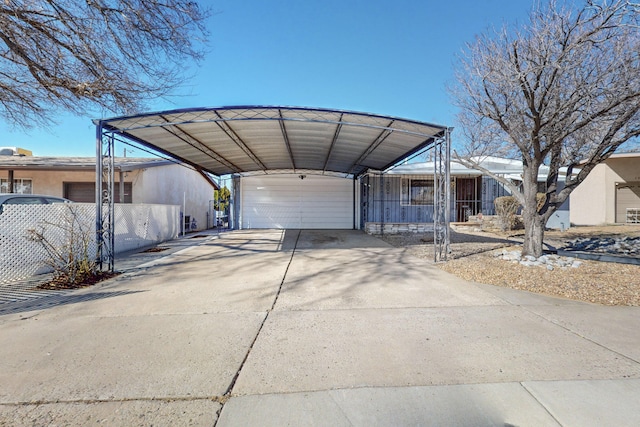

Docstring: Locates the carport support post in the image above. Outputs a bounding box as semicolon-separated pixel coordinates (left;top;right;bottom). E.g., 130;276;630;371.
433;128;452;262
119;171;125;204
352;177;357;230
379;172;385;236
7;170;13;193
95;122;115;272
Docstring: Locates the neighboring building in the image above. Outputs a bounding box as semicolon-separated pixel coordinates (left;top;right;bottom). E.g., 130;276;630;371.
570;152;640;225
361;157;572;232
232;157;575;233
0;147;32;156
0;154;219;231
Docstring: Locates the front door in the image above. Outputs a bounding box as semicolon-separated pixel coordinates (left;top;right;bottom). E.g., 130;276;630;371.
455;177;479;222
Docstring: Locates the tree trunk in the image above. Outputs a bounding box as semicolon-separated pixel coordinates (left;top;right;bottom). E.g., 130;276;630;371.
521;162;545;258
522;207;545;257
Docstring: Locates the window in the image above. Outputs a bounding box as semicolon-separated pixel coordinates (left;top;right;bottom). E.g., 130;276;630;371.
0;178;32;194
401;178;434;205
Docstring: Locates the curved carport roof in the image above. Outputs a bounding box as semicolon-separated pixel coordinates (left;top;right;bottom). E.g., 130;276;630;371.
97;106;449;178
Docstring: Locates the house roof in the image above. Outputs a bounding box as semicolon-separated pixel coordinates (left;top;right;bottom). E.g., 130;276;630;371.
97;106;449;178
0;156;171;171
0;156;221;190
585;151;640;163
388;156;524;176
388;156;577;182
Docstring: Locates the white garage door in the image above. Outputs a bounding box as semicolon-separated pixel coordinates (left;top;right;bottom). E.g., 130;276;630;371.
616;182;640;223
241;175;354;229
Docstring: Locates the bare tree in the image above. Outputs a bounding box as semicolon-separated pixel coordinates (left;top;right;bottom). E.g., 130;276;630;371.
450;0;640;257
0;0;210;128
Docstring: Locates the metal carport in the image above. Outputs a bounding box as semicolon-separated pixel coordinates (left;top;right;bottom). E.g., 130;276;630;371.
95;106;451;268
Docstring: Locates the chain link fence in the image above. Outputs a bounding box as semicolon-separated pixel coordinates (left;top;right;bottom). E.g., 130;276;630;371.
1;203;179;285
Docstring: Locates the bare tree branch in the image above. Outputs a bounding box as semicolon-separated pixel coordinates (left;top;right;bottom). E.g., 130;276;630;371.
450;0;640;256
0;0;210;129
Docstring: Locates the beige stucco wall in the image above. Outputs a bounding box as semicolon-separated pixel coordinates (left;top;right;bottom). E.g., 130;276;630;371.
570;155;640;225
2;169;95;197
570;164;608;225
2;169;145;198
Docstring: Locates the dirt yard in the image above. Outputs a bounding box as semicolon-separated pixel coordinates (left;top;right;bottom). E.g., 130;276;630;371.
381;225;640;306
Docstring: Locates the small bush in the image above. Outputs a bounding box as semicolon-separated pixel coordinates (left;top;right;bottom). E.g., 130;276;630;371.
27;204;98;287
494;196;520;231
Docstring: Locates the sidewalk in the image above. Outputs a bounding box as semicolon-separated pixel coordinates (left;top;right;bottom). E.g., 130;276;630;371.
1;229;639;426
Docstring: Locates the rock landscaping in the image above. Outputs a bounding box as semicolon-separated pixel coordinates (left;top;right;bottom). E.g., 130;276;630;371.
490;234;640;269
493;249;583;270
381;225;640;306
564;236;640;256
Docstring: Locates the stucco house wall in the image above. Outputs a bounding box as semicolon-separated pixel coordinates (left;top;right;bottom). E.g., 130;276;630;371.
2;169;146;198
3;169;90;197
134;164;213;230
570;153;640;225
570;164;608;225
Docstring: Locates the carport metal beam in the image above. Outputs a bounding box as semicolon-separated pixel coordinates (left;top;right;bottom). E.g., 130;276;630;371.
323;114;343;173
278;110;297;171
214;111;268;172
346;122;394;176
159;115;244;174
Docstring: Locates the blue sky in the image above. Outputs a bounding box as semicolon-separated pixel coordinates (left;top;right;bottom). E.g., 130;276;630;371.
0;0;532;157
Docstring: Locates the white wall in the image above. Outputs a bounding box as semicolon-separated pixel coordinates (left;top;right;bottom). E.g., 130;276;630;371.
133;164;214;231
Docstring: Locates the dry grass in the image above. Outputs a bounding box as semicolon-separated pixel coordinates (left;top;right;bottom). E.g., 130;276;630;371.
381;225;640;306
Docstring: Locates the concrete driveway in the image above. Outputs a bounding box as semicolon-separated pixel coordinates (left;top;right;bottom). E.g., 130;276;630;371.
1;229;639;426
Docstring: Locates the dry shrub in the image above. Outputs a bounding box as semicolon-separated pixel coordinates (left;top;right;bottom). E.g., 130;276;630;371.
494;196;520;231
493;192;548;231
27;204;97;286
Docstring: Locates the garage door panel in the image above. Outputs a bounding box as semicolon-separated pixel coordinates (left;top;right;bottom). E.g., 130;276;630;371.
249;193;299;203
242;175;353;229
244;205;300;229
616;182;640;223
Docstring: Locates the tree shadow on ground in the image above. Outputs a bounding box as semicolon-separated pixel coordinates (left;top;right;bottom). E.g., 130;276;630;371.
380;230;517;260
0;290;144;316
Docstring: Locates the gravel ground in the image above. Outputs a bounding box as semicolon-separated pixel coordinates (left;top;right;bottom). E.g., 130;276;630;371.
380;225;640;306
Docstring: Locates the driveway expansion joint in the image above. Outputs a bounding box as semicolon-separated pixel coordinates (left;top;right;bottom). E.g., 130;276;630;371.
520;305;640;366
214;229;301;426
518;382;563;426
